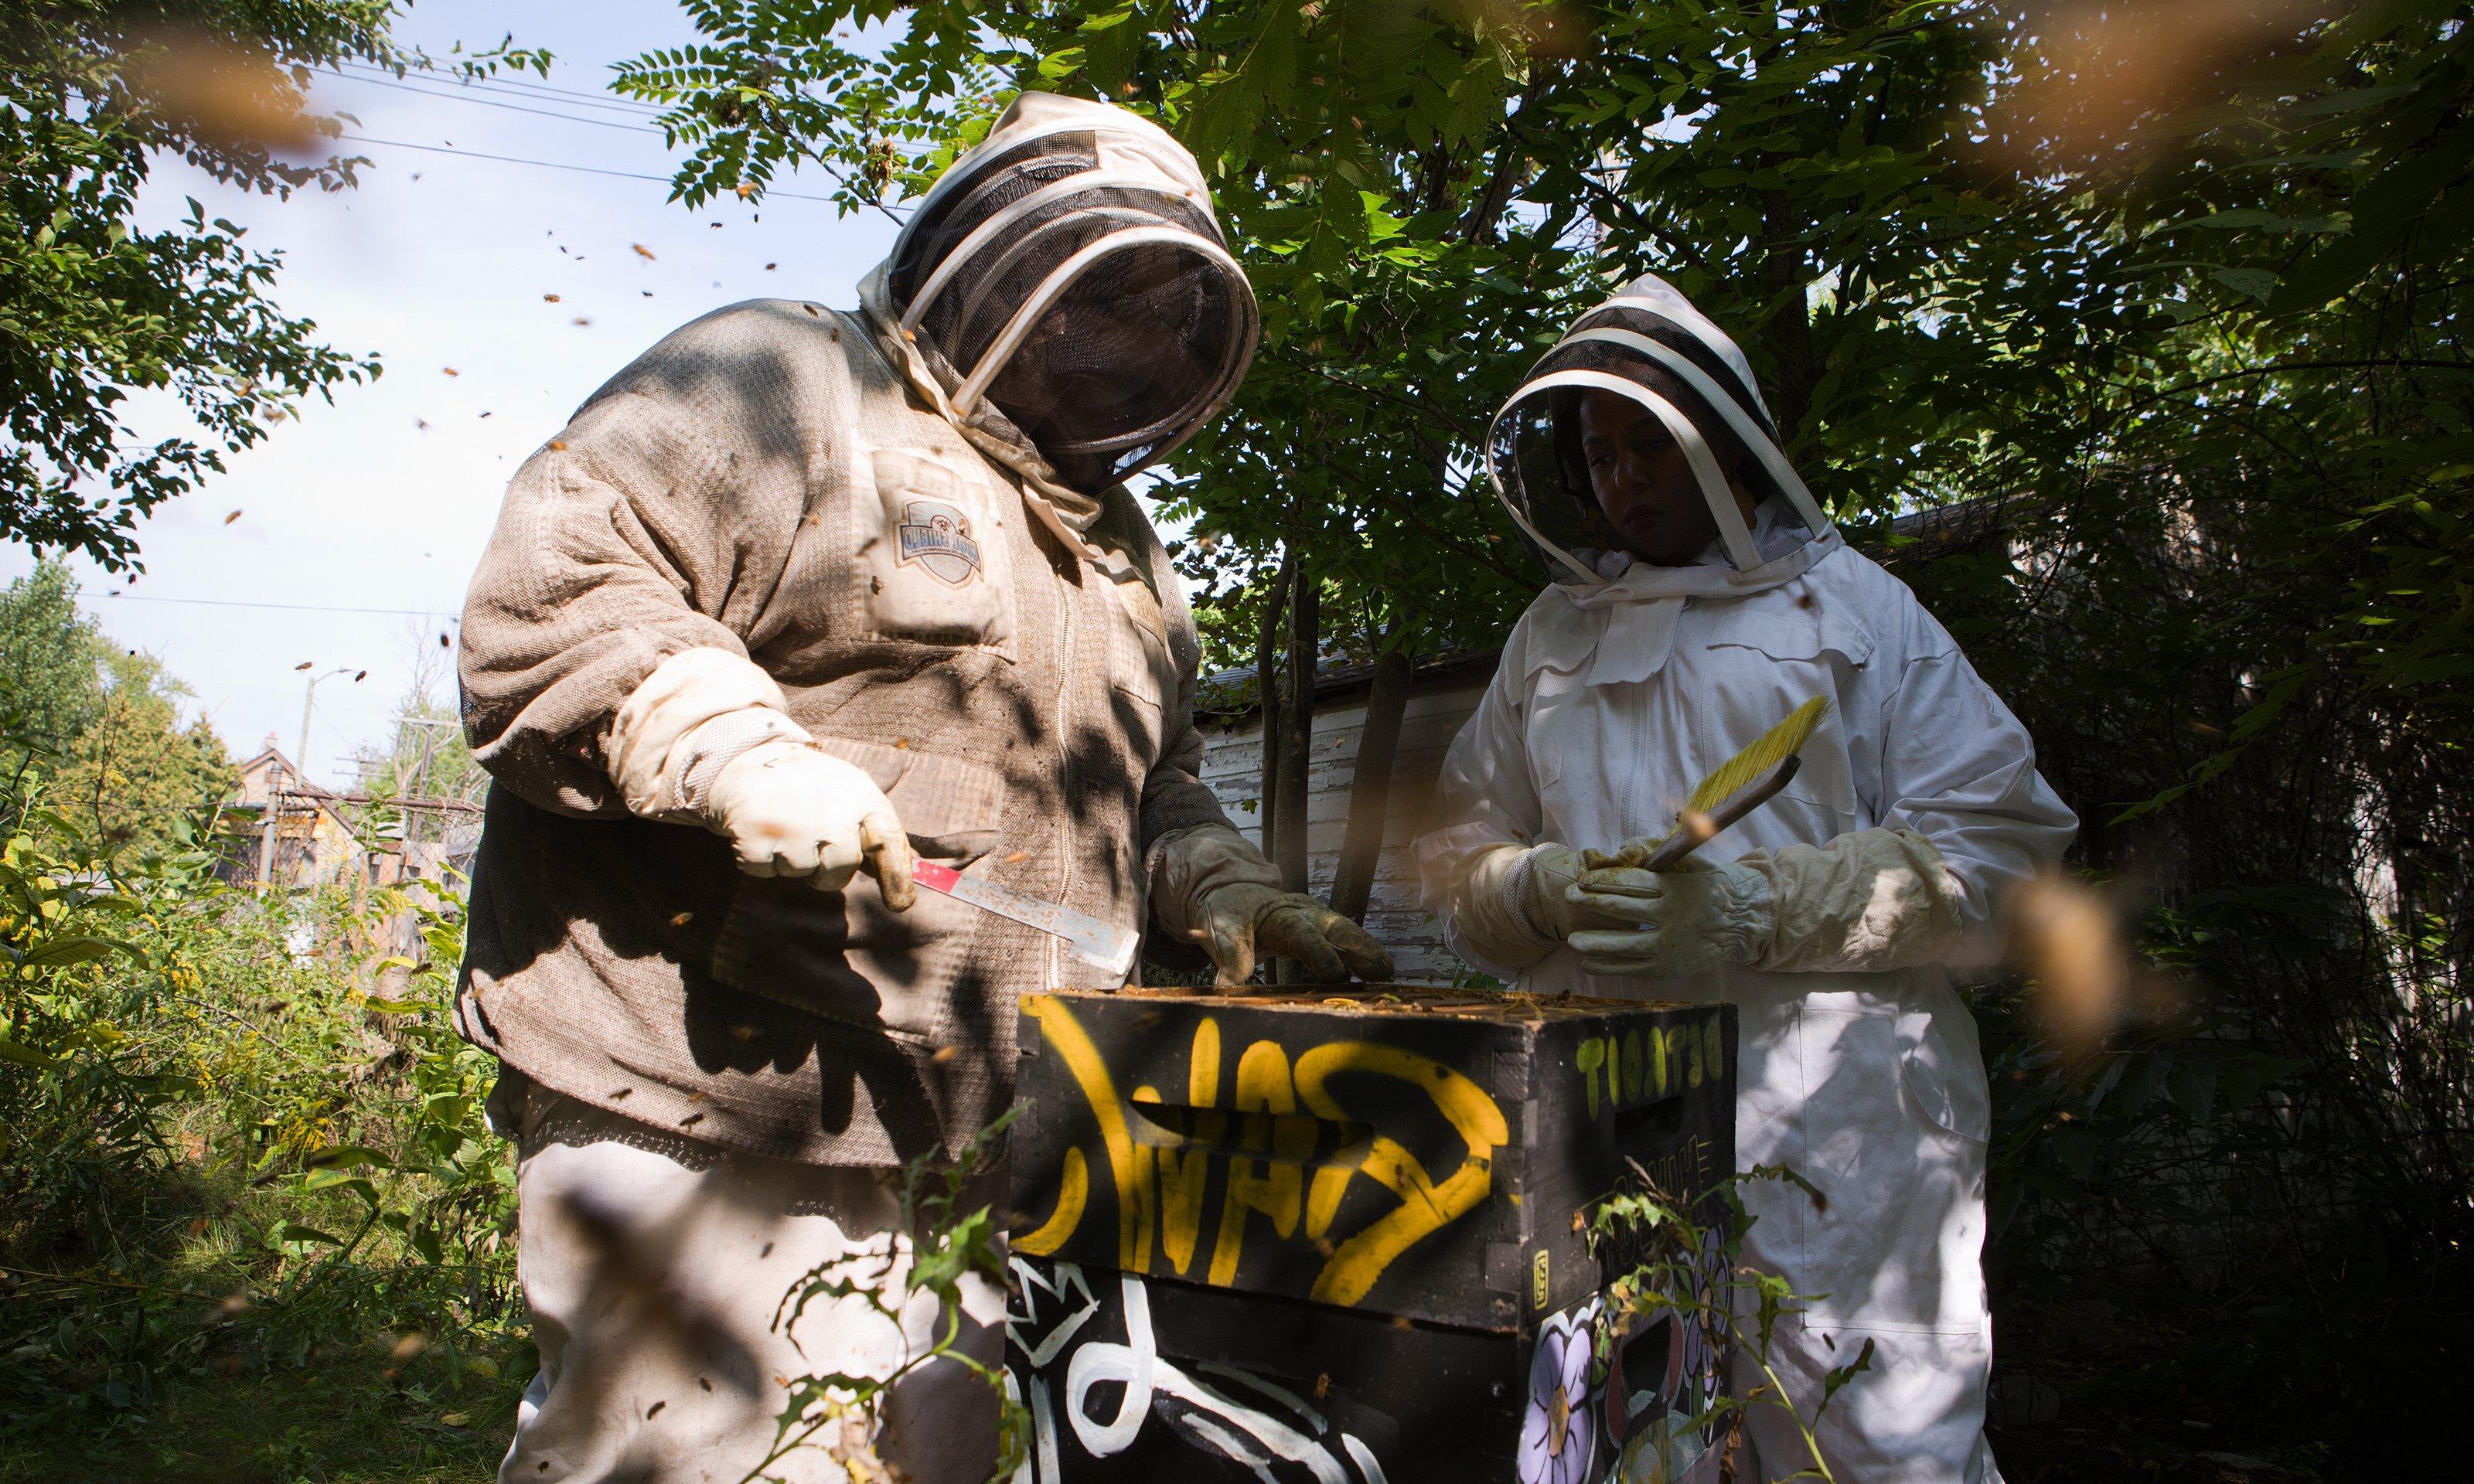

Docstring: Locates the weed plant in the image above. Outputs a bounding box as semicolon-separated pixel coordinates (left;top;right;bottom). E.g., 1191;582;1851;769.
0;759;522;1481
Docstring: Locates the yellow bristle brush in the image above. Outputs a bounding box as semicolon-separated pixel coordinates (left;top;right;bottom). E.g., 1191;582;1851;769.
1585;695;1833;873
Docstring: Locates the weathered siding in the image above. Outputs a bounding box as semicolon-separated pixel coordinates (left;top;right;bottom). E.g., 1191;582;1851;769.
1196;676;1491;985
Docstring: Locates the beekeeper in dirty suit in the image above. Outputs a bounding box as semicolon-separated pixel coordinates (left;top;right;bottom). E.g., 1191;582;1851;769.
454;93;1390;1484
1416;277;2076;1483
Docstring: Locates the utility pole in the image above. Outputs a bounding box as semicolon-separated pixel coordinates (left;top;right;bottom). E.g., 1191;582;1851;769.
261;666;353;890
397;715;457;859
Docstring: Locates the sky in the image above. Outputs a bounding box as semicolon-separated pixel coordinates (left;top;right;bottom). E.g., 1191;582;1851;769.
1;0;903;787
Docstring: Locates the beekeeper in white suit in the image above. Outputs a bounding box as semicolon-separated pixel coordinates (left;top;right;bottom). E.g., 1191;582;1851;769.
1417;277;2076;1482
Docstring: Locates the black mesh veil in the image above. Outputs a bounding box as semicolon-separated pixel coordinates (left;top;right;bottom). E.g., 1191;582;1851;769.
886;94;1259;491
1484;277;1835;584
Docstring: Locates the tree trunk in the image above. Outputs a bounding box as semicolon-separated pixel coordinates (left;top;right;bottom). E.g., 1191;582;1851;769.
1254;556;1291;866
1272;562;1317;984
1273;558;1315;895
1757;188;1818;449
1330;643;1412;926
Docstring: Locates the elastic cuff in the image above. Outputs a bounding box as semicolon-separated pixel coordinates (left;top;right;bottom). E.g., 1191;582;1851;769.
1452;843;1560;971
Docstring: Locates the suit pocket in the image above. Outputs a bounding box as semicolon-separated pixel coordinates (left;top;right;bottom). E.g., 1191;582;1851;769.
1699;615;1865;819
1791;987;1987;1334
860;448;1017;649
809;733;1009;866
1896;993;1991;1145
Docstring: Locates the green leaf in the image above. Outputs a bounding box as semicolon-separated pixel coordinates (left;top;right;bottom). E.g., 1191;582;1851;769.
299;1169;380;1203
2169;1058;2220;1125
0;1035;63;1070
302;1144;390;1172
23;934;130;968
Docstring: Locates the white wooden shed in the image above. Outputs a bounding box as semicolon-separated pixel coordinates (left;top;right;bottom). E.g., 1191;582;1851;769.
1191;653;1501;985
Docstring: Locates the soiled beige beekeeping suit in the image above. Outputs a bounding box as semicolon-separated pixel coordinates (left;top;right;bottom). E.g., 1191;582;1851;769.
453;94;1381;1484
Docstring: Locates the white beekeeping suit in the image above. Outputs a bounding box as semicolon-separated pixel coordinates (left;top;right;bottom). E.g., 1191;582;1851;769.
1416;275;2076;1483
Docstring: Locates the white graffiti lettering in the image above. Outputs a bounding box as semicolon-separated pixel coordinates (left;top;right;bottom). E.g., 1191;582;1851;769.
1007;1258;1389;1484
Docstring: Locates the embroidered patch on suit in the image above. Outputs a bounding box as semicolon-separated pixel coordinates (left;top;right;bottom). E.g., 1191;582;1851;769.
897;500;983;586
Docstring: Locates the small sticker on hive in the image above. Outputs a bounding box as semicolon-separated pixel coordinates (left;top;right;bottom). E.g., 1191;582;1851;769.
1531;1248;1549;1310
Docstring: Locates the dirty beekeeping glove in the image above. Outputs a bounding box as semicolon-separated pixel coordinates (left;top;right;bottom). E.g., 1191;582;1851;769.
1573;825;1964;978
605;648;915;907
1446;842;1673;972
1153;825;1393;987
1562;859;1776;979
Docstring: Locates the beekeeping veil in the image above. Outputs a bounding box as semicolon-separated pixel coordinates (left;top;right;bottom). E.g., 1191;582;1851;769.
1486;274;1835;584
885;92;1259;493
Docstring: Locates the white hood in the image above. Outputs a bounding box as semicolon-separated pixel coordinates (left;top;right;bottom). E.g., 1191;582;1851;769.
1484;274;1837;591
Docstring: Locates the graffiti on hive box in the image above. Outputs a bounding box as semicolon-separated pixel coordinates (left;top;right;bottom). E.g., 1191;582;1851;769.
1573;1015;1726;1120
1017;996;1510;1306
1006;1258;1391;1484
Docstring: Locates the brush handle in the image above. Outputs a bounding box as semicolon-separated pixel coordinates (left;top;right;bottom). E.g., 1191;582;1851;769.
1642;757;1802;872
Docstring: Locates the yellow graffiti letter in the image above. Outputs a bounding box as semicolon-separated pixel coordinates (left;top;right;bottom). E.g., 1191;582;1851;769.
1208;1041;1305;1286
1576;1037;1606;1118
1151;1023;1222;1276
1023;996;1152;1273
1014;1148;1088;1257
1293;1043;1510;1308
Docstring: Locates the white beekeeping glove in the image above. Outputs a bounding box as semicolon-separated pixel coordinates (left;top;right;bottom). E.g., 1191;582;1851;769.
693;741;915;903
605;648;915;907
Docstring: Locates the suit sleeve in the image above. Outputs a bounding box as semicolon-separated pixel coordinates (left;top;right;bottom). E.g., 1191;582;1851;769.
1138;637;1244;850
1869;611;2078;952
458;390;792;816
1416;653;1555;976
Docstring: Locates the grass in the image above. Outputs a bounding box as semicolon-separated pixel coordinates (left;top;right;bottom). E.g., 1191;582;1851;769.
0;1344;526;1484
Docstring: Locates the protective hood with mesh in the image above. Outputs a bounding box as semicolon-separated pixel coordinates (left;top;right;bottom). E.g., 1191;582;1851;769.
886;92;1259;492
1486;274;1836;586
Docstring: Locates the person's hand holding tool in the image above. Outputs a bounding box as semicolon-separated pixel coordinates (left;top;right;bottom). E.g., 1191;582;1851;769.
1560;856;1774;978
695;742;916;908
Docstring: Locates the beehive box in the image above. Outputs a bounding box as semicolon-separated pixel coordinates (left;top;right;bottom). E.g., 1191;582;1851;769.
1004;985;1737;1484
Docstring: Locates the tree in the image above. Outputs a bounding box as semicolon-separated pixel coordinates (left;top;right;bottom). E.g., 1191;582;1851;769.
616;0;2470;919
0;2;544;568
52;645;236;858
0;562;233;856
0;560;105;760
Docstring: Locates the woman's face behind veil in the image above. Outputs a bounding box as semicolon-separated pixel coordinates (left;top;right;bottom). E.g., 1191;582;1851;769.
1577;387;1728;566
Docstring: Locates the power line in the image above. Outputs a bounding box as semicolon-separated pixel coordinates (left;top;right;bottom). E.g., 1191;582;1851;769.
319;68;665;134
334;133;845;203
332;59;940;162
106;594;462;618
335;60;666;114
325;64;919;219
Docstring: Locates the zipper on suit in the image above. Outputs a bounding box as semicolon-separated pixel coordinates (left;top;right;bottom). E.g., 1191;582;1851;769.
1044;536;1078;992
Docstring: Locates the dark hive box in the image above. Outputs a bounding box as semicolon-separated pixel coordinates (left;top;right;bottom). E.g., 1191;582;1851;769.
1004;985;1737;1484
